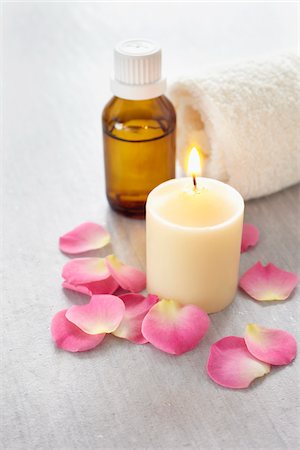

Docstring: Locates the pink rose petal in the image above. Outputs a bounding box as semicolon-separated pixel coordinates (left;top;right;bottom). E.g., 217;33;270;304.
62;276;119;296
59;222;110;254
62;281;92;296
239;262;298;301
207;336;270;389
113;293;159;344
245;323;297;366
241;223;259;253
62;257;110;285
141;299;210;355
105;254;146;293
66;294;125;335
51;309;105;352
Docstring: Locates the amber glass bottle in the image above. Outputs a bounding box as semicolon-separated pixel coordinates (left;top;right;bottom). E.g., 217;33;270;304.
102;39;176;217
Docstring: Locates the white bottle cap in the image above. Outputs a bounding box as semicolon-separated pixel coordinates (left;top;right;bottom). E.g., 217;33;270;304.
111;39;166;100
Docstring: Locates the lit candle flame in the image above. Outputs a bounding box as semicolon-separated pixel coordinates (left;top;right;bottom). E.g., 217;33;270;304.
187;147;201;189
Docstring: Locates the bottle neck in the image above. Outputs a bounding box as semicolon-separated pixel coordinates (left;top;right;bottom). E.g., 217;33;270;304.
110;77;166;101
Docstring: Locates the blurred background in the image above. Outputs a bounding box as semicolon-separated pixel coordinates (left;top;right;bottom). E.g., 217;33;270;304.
5;2;298;105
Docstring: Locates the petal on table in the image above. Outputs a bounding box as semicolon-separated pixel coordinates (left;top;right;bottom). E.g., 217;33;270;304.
113;293;159;344
141;299;210;355
66;295;125;335
239;262;298;301
51;309;105;352
62;276;119;296
59;222;110;254
62;257;110;285
245;323;297;366
207;336;270;389
241;223;259;253
105;254;146;293
62;281;92;296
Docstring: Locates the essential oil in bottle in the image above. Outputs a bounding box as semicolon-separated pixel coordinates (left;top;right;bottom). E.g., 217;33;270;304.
102;39;176;217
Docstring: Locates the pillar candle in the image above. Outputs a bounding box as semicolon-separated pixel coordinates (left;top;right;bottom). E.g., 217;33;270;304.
146;177;244;313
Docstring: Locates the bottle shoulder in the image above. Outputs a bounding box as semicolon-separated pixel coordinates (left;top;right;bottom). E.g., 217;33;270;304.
102;95;176;121
102;95;176;141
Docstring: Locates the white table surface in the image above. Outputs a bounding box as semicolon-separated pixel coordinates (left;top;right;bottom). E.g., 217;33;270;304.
2;2;300;449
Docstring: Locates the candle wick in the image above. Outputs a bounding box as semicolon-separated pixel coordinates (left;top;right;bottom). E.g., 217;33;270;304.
192;174;197;190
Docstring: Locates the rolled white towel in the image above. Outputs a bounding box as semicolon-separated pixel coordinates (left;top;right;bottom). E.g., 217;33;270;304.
170;54;300;200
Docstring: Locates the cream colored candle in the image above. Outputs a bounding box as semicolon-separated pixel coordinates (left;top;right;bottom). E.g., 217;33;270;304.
146;176;244;313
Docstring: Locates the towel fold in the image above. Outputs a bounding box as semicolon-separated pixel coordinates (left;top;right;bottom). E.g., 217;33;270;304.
170;54;300;200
